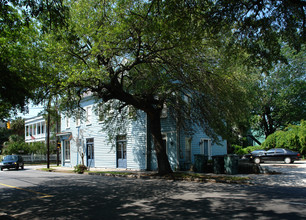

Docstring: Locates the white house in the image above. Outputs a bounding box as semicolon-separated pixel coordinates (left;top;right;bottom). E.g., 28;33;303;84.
57;94;227;171
24;116;47;143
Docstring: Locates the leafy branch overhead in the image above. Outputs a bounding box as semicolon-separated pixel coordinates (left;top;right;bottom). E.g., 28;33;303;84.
1;0;304;174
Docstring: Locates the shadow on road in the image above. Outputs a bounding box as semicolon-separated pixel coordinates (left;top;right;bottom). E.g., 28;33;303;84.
1;172;306;219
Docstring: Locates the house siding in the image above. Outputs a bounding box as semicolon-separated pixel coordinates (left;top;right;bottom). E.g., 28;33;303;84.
60;98;148;170
59;97;227;171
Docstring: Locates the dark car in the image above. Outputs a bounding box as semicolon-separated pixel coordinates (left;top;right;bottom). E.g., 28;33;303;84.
246;148;300;164
242;150;267;164
0;155;24;171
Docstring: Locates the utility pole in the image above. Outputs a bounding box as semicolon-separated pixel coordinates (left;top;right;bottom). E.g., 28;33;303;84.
47;99;51;169
56;97;60;166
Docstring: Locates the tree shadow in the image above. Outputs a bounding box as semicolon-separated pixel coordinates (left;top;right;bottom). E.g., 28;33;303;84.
0;174;306;219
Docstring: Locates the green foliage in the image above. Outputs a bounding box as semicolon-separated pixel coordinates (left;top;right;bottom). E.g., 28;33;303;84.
10;117;25;137
2;0;304;174
74;164;87;174
0;1;43;119
251;45;306;138
36;0;305;174
0;127;12;147
2;136;53;155
262;121;306;154
40;168;55;172
232;145;263;156
0;1;68;120
2;141;30;155
28;142;49;155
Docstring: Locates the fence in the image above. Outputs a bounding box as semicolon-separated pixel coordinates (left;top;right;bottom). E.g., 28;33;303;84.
21;154;60;163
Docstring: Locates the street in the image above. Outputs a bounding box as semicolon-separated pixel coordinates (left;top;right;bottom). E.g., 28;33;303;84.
0;164;306;220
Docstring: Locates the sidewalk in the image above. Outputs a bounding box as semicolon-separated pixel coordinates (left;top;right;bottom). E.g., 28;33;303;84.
27;161;306;187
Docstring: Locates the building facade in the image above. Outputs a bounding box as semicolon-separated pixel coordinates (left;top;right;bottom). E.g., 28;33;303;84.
58;96;227;171
25;116;47;143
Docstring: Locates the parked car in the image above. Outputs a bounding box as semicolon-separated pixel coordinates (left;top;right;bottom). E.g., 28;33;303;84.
244;148;301;164
242;150;267;164
0;155;24;171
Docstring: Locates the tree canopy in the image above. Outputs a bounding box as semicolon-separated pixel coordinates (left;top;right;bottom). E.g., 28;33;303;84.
250;45;306;140
36;0;304;174
0;0;68;119
1;0;305;174
0;2;35;118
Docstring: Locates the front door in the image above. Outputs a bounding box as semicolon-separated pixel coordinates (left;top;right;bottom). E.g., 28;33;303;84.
86;138;94;167
117;135;127;168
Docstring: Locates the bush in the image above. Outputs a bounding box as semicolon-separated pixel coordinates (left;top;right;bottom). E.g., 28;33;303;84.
3;141;31;155
74;164;87;174
262;121;306;154
232;145;263;155
28;142;48;154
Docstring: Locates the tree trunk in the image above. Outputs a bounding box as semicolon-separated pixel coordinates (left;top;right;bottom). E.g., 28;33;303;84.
262;107;276;138
148;111;173;175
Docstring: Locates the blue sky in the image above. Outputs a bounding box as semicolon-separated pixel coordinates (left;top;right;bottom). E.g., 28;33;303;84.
16;104;44;119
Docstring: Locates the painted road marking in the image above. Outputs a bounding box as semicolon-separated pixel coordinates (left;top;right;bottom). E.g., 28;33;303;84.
0;183;53;199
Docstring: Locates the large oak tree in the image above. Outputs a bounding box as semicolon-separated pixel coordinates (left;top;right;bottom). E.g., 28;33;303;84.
2;0;304;174
40;0;304;175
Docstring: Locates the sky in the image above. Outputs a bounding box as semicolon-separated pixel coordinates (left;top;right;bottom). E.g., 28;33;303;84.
16;103;44;119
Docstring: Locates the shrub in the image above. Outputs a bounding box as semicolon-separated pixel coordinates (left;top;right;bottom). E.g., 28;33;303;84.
74;164;87;174
3;141;30;155
232;145;263;155
29;142;48;154
262;121;306;154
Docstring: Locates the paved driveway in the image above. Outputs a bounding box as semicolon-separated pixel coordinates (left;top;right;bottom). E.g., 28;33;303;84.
241;161;306;187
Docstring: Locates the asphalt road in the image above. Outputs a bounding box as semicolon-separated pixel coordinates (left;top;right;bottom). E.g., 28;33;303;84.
0;165;306;220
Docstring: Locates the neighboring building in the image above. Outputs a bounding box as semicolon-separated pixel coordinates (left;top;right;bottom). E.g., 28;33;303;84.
57;95;227;171
25;116;47;143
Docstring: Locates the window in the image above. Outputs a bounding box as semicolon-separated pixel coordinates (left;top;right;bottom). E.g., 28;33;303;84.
64;140;70;161
26;126;29;136
65;116;70;128
200;139;212;159
37;123;41;134
41;123;44;134
86;106;92;124
76;117;81;127
185;137;192;162
33;124;36;135
87;138;94;160
160;103;168;118
116;135;127;168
